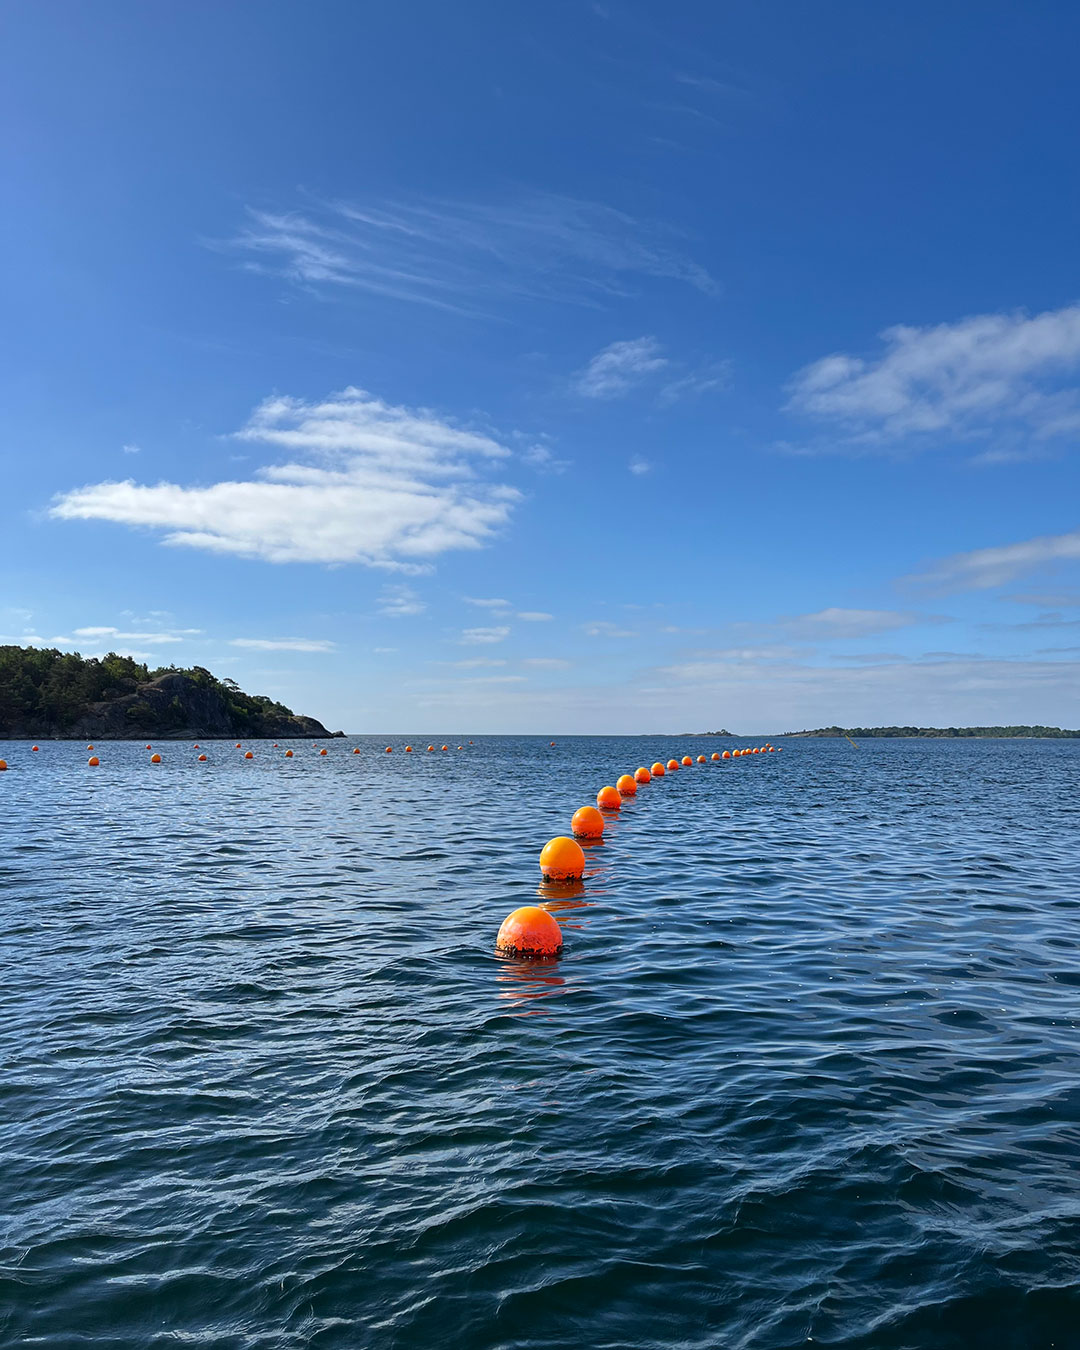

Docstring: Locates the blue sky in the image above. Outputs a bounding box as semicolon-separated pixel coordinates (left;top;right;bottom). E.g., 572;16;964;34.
3;1;1080;732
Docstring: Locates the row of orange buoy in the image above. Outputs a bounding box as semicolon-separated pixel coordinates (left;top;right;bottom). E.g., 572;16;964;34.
495;742;781;957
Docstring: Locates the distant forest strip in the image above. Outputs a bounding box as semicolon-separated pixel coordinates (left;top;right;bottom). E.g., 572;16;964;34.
784;725;1080;738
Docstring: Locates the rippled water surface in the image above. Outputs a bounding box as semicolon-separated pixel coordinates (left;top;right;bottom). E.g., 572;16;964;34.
2;735;1079;1348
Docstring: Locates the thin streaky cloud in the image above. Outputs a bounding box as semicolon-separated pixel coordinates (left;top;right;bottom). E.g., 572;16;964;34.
230;638;336;652
575;337;667;398
908;527;1080;592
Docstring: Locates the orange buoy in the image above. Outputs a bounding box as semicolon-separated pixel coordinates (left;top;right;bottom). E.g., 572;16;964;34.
405;745;413;752
285;749;294;757
571;805;605;838
194;743;200;749
427;745;435;752
539;835;586;881
634;766;651;784
711;752;720;761
384;746;392;753
244;750;254;759
496;906;563;957
617;773;637;796
597;784;621;810
722;749;732;759
145;744;152;750
198;754;207;761
87;756;99;767
441;744;448;751
667;759;679;771
697;754;707;763
682;755;693;766
651;761;665;777
0;760;7;771
87;744;94;751
31;745;39;752
272;743;278;748
457;745;463;749
150;753;162;763
235;742;241;749
320;748;328;756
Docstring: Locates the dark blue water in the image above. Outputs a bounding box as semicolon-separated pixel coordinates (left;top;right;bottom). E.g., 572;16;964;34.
2;736;1078;1349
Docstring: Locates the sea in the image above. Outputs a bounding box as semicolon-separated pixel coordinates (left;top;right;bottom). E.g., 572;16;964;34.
1;735;1078;1349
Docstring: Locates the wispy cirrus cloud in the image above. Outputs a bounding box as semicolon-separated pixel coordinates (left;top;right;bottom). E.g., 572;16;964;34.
584;620;638;638
379;584;426;617
459;625;511;645
909;527;1080;592
786;304;1080;451
51;387;520;568
219;192;716;310
781;607;927;640
72;625;200;644
230;637;335;652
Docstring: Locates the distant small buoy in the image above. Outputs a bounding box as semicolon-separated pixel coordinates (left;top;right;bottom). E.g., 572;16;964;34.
150;753;161;763
31;745;39;752
244;750;254;759
285;749;294;757
682;755;693;767
539;835;586;881
235;743;241;749
272;743;278;748
405;745;413;752
198;754;207;761
667;759;679;771
320;748;328;756
635;766;651;784
496;905;563;957
87;745;94;751
441;744;448;751
87;756;99;767
697;754;707;763
428;745;435;752
711;752;720;761
384;746;392;753
777;747;783;752
733;749;741;758
145;744;152;750
457;745;463;749
571;805;605;838
0;760;7;771
651;762;665;777
722;750;732;759
194;743;200;749
617;773;637;796
597;784;622;810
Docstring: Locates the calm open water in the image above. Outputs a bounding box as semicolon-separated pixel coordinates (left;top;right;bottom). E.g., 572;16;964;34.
1;736;1079;1349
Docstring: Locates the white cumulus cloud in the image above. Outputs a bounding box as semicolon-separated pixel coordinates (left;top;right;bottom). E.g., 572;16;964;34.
786;304;1080;447
50;387;521;567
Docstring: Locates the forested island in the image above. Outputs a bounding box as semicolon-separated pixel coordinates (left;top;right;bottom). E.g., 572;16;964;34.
0;645;336;740
783;725;1080;738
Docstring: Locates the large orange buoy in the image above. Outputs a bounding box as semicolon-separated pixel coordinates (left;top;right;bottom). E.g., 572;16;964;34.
697;754;707;763
539;835;586;881
651;762;665;777
244;750;254;759
635;766;651;784
722;749;732;759
571;805;605;838
320;748;328;756
87;756;99;767
150;753;161;763
0;760;7;771
285;749;294;757
682;755;693;766
667;758;679;771
617;773;637;796
597;784;621;810
496;906;563;957
198;754;207;761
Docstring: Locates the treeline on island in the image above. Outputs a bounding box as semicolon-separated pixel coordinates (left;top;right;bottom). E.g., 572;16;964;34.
785;725;1080;738
0;645;335;740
